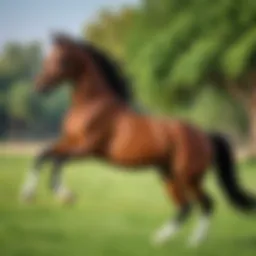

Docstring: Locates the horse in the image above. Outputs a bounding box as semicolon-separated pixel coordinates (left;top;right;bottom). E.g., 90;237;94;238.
20;34;256;247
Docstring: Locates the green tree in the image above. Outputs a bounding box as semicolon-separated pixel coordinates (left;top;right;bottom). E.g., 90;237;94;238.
0;41;45;138
84;7;137;62
7;80;31;137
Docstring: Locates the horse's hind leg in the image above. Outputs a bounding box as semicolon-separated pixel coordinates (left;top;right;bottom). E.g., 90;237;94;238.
152;178;192;245
187;178;214;247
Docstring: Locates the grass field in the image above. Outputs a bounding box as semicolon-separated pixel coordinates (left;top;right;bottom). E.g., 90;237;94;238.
0;155;255;256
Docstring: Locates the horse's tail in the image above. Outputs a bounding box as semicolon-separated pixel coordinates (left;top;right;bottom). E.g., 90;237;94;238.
210;133;256;212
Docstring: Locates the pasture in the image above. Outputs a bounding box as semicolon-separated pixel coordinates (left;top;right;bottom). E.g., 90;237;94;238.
0;155;255;256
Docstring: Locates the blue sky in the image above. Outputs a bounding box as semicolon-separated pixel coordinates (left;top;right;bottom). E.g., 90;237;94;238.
0;0;139;50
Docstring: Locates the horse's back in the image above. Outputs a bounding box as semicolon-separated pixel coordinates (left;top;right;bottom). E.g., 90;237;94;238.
107;111;170;166
105;107;213;174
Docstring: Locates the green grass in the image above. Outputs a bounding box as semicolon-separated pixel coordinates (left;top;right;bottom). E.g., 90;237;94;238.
0;155;255;256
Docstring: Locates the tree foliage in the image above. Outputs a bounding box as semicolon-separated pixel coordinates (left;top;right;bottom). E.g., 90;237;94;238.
84;0;256;141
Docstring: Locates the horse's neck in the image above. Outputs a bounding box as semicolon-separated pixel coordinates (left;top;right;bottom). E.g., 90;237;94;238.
82;51;112;94
72;77;148;117
71;73;112;105
72;52;147;113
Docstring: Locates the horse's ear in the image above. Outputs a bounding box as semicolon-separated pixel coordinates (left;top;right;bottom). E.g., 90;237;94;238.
51;32;74;47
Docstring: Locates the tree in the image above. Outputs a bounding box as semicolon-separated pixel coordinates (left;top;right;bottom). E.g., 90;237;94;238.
128;0;256;153
84;7;137;62
7;80;31;137
0;42;42;137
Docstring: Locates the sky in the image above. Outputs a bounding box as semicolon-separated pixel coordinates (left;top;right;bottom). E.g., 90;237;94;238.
0;0;139;50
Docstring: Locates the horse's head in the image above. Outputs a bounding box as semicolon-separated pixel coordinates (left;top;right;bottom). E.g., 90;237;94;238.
35;33;133;104
35;34;84;93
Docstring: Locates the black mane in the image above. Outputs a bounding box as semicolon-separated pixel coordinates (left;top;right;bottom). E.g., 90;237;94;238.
81;43;133;103
52;33;132;103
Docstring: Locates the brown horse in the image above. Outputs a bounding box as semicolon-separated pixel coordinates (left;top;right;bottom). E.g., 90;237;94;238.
20;34;255;247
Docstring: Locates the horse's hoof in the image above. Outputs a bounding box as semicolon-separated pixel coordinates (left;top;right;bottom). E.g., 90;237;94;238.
19;190;36;204
151;230;170;247
151;222;180;247
56;189;77;206
151;234;165;247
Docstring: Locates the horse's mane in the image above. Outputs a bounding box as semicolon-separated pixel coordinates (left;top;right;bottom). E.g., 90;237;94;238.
53;34;133;103
81;42;133;103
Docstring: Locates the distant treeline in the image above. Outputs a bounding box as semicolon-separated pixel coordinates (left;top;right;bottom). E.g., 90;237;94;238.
0;42;69;139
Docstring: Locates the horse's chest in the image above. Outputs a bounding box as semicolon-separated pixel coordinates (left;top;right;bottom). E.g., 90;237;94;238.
63;109;93;137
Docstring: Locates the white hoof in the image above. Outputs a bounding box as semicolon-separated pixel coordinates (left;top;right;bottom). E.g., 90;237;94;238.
20;187;36;203
55;187;76;205
20;169;39;203
188;215;210;247
151;222;180;246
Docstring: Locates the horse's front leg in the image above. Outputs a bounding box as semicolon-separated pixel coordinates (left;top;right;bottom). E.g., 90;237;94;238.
48;134;102;204
20;146;52;202
49;157;76;205
20;140;71;203
20;135;98;203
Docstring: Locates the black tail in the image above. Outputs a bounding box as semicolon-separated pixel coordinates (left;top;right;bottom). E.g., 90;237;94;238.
210;133;256;212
